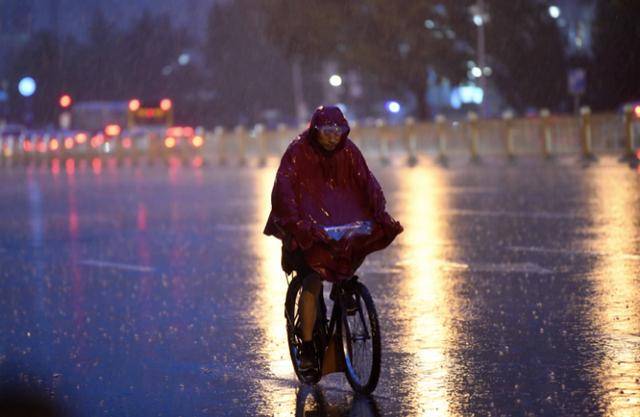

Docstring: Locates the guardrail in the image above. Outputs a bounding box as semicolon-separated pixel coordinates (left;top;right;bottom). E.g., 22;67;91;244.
1;106;638;168
202;106;640;166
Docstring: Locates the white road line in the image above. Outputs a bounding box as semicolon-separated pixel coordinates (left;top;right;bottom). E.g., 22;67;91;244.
508;246;640;260
448;209;582;220
469;262;553;274
393;258;552;274
79;260;155;272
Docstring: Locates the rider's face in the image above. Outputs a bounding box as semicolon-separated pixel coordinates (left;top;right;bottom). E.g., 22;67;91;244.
316;125;343;151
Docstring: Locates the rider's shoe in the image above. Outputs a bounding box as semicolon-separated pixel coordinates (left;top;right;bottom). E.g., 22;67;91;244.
298;341;317;372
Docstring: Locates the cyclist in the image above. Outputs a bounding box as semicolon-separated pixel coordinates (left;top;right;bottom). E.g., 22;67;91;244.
264;105;402;372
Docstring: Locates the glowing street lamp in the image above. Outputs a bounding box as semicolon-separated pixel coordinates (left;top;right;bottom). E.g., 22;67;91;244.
385;101;401;114
549;5;561;19
18;77;36;97
329;74;342;87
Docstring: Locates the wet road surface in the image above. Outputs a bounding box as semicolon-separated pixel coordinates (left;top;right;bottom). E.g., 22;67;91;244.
1;156;639;416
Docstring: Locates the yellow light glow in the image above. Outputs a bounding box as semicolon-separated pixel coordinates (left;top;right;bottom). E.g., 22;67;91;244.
192;136;204;148
164;137;176;148
160;98;172;111
129;99;141;112
253;167;297;415
393;166;457;416
587;168;640;416
104;124;121;137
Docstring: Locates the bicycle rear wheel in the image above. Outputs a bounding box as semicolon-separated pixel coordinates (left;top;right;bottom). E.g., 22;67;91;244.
340;281;381;394
285;274;322;384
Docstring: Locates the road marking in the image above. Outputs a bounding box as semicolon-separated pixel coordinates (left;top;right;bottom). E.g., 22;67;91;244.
394;258;552;274
448;209;582;220
508;246;640;260
79;260;155;272
468;262;553;274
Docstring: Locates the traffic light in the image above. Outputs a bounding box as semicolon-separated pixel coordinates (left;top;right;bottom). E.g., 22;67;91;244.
59;94;72;108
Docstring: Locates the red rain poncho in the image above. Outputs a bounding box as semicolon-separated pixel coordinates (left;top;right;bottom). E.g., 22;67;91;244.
263;106;403;282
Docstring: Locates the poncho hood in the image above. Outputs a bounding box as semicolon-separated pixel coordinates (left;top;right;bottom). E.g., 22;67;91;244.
306;105;350;156
264;106;402;282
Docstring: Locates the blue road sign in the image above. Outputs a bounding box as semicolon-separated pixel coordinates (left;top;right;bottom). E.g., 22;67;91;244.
568;68;586;96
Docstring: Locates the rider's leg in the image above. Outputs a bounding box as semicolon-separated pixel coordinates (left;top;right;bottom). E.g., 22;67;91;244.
300;273;323;342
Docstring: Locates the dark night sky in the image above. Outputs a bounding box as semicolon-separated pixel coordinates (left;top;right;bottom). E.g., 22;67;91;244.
32;0;217;40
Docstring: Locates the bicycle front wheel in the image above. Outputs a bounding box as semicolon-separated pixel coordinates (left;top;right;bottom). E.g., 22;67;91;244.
341;281;381;394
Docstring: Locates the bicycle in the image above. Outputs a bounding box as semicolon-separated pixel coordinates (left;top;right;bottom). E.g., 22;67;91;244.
284;273;381;394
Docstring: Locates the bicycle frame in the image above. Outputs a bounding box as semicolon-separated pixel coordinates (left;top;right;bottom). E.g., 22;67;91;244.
319;278;370;375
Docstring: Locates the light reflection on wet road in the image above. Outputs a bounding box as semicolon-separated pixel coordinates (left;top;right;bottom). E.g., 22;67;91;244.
1;156;639;416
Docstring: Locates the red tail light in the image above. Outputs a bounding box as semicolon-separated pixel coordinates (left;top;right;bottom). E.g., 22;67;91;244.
90;135;104;148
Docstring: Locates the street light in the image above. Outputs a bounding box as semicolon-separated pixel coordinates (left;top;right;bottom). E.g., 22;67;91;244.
470;1;489;117
329;74;342;87
385;101;401;114
178;53;190;66
18;77;36;97
549;5;561;19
